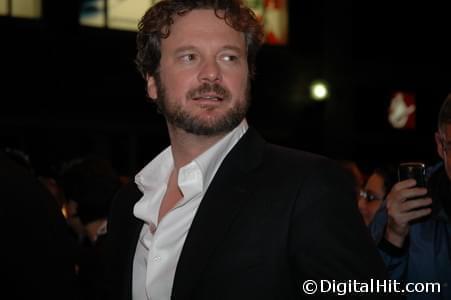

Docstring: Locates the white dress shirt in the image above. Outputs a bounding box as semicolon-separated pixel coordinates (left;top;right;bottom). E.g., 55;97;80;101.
132;120;248;300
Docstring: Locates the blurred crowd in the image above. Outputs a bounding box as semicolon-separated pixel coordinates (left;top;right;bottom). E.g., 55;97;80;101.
1;149;124;300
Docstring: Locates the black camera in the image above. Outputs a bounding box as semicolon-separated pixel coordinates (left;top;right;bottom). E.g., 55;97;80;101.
398;162;427;189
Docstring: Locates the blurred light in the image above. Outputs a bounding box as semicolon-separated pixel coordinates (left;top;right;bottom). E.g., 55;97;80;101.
12;0;41;19
108;0;150;31
78;0;288;44
0;0;7;16
80;0;105;27
61;205;68;219
310;80;329;101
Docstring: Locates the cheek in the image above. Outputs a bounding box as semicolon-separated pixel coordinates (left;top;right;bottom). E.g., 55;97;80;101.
368;201;382;214
224;67;248;93
357;199;367;212
233;77;249;100
162;73;193;98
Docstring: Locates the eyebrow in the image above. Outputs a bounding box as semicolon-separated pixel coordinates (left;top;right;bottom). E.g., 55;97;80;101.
174;45;244;54
220;45;244;54
174;46;197;54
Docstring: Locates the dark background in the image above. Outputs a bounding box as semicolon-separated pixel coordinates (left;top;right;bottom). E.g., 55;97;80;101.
1;0;450;177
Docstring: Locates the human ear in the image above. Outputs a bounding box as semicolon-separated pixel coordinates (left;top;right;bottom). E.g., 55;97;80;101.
146;75;158;100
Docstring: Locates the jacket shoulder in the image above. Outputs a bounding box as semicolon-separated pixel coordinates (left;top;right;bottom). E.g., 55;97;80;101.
263;143;349;180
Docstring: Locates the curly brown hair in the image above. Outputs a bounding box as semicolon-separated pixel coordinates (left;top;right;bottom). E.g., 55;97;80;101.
135;0;264;79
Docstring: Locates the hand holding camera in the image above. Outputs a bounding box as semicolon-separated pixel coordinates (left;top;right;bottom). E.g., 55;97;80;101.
384;162;432;248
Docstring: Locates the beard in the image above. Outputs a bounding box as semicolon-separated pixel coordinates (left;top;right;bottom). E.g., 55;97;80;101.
153;73;250;136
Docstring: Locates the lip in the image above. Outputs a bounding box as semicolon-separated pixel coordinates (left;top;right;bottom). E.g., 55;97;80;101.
192;94;223;101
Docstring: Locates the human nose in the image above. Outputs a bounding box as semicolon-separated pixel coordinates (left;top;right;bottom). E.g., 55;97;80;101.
198;58;222;82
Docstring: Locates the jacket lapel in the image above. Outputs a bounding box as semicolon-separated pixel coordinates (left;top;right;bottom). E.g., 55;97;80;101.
113;183;145;300
172;128;265;299
123;212;144;300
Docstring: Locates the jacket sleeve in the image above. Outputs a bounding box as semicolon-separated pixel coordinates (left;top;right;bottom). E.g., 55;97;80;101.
288;158;401;299
369;202;408;281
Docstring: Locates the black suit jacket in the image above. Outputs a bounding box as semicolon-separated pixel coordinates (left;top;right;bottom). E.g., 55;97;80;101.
103;128;395;300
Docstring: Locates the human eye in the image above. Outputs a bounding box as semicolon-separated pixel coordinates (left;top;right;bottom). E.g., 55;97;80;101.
360;189;381;202
367;193;376;201
366;192;381;202
220;53;240;63
179;53;197;63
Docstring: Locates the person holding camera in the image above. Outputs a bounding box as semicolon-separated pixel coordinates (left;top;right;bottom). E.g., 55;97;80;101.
370;94;451;299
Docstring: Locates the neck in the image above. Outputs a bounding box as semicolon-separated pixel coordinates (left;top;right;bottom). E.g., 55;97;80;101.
167;124;228;169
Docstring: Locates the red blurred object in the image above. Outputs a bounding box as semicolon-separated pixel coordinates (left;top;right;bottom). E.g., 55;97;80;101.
263;0;288;45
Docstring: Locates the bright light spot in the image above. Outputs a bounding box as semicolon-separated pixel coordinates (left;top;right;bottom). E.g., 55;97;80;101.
388;92;416;129
310;81;329;101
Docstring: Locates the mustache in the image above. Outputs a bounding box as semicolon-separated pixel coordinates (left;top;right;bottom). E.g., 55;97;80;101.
186;83;231;100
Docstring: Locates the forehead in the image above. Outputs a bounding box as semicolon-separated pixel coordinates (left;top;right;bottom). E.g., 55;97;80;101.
162;9;245;51
365;173;385;193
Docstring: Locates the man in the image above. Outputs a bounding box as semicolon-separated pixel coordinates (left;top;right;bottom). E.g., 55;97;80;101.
103;1;393;299
370;94;451;299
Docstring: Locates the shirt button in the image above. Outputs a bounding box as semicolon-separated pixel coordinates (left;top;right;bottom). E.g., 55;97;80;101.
149;223;156;234
153;256;161;261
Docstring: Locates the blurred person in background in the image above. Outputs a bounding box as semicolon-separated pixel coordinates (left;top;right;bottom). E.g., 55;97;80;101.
358;164;397;225
0;150;82;300
370;94;451;299
60;155;122;300
60;155;121;243
339;160;366;189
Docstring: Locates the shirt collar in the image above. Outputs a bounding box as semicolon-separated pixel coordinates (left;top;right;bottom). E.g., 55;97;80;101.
134;119;248;195
135;147;173;193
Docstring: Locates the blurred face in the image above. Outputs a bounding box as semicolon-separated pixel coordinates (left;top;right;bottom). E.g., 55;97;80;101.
358;173;385;225
435;124;451;181
147;9;250;136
